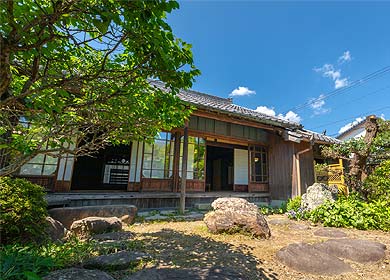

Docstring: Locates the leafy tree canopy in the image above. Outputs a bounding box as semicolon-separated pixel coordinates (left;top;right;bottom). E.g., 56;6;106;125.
0;0;200;175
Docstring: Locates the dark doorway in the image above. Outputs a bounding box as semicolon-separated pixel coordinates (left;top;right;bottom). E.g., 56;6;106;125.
206;145;234;191
71;144;131;190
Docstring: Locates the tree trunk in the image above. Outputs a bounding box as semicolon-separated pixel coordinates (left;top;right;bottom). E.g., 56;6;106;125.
348;115;378;193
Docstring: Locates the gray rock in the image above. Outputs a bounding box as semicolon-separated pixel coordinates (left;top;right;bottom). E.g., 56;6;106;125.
314;228;347;238
70;217;122;238
301;183;338;211
124;266;247;280
289;223;310;230
204;198;271;239
276;242;352;275
91;231;134;242
49;205;137;228
43;268;115;280
83;250;150;270
45;216;68;242
314;239;386;263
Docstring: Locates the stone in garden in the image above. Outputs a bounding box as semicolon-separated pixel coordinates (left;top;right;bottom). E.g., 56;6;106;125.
70;216;122;238
49;205;137;228
301;183;338;211
267;218;291;225
45;216;68;242
313;238;386;263
289;223;310;230
124;266;246;280
91;231;134;242
314;228;347;238
203;197;271;239
43;268;115;280
83;250;150;270
276;242;352;275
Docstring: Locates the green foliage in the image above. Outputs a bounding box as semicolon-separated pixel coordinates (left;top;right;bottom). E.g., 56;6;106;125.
286;196;302;212
259;203;287;216
309;194;390;231
0;177;48;244
363;160;390;201
0;0;200;175
0;238;144;280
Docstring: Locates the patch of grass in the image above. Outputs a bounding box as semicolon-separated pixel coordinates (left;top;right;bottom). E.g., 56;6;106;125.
0;238;144;280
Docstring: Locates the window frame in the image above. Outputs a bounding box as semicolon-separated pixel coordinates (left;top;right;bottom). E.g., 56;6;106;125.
249;145;269;183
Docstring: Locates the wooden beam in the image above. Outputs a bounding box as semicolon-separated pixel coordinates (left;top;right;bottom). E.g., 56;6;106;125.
192;109;278;131
179;124;189;214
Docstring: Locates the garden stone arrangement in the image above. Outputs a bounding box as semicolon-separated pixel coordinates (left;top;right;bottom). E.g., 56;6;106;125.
277;238;387;275
203;197;271;238
301;182;338;211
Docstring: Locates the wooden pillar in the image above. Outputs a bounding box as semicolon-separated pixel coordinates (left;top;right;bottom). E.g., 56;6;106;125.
179;124;189;214
173;132;181;192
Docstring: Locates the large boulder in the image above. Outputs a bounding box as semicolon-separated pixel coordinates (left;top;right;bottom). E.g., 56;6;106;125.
83;250;150;270
301;183;338;211
124;266;246;280
313;239;386;263
49;205;137;228
45;217;68;242
203;197;271;239
43;268;115;280
276;242;352;275
70;217;122;238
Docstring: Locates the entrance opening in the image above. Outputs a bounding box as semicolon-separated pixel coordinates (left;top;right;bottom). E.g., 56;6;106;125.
206;145;234;191
71;144;131;190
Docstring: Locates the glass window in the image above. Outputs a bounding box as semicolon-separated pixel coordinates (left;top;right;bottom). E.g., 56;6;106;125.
19;153;58;176
142;132;174;179
250;146;268;183
180;136;205;180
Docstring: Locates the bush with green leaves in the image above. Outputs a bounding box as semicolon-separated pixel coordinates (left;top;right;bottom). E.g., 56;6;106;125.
0;177;48;244
309;194;390;231
285;196;309;220
0;238;143;280
363;160;390;201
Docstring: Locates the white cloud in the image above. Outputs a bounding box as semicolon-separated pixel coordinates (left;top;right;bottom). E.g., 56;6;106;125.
335;78;349;89
281;111;302;123
338;50;352;63
229;86;256;97
255;105;301;123
314;51;352;89
309;94;331;115
338;117;364;134
255;106;276;116
380;113;385;120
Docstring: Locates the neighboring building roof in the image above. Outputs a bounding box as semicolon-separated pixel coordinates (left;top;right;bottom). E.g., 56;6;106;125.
337;118;366;140
150;80;340;144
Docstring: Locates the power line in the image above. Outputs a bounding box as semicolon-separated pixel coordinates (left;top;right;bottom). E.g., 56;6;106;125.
283;66;390;114
309;106;390;131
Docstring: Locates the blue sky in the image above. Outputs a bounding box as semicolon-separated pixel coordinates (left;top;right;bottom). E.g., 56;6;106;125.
167;1;390;136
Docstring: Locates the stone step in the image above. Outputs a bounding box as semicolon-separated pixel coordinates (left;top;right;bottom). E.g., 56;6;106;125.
194;203;212;210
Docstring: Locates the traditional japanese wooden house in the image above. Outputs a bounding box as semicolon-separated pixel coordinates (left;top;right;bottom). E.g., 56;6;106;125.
16;81;339;206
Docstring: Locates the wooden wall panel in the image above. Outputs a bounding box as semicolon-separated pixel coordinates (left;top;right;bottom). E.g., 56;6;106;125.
127;182;141;192
141;178;172;192
16;175;56;191
296;142;315;194
234;184;248;192
186;180;205;192
268;134;294;200
248;183;269;192
54;180;71;192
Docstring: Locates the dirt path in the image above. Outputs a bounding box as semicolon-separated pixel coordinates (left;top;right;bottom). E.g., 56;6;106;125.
127;215;390;280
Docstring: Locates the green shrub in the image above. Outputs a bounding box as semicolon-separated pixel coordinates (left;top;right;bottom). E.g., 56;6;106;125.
0;238;144;280
0;177;48;244
363;160;390;201
309;194;390;231
286;196;302;212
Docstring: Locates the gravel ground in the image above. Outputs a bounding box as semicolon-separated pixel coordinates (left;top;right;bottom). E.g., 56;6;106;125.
126;215;390;280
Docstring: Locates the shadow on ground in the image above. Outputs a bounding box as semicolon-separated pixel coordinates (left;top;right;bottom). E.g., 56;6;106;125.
133;228;278;280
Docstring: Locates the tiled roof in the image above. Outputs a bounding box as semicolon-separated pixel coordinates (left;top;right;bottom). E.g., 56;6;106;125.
151;81;300;129
150;81;340;144
336;118;366;139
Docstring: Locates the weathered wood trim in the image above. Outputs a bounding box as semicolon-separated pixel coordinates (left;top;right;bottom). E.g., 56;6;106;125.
234;184;248;192
141;178;172;192
192;109;276;131
54;180;71;192
248;183;269;193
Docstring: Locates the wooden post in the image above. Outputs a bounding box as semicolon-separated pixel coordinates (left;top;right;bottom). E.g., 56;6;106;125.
180;124;189;214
